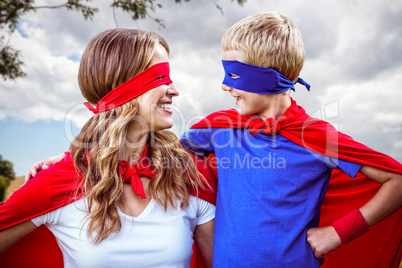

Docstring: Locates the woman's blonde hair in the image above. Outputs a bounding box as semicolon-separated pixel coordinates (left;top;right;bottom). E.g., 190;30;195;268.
70;29;204;243
221;12;305;81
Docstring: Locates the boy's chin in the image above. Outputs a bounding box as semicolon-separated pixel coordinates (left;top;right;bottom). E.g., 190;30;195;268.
237;107;254;116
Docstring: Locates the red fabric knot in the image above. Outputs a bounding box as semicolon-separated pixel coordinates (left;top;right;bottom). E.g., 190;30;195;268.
119;144;157;199
248;117;281;136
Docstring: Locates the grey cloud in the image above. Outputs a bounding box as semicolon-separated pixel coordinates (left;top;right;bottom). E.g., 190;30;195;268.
1;0;401;164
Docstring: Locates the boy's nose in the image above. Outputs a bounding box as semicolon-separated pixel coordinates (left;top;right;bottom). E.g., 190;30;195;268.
221;84;232;92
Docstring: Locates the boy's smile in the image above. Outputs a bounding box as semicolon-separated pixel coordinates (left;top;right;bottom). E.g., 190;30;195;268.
222;82;266;116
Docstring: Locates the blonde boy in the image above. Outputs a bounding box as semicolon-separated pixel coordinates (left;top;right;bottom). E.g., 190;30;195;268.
181;12;402;267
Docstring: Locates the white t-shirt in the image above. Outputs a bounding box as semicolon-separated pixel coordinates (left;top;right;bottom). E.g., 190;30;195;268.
31;195;215;268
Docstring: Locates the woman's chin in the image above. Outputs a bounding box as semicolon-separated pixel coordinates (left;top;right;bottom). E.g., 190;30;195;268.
154;120;174;131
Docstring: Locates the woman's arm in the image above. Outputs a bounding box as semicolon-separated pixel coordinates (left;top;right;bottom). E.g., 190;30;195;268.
194;219;214;268
0;221;37;253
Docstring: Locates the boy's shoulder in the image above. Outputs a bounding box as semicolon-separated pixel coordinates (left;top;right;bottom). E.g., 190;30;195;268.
190;109;250;130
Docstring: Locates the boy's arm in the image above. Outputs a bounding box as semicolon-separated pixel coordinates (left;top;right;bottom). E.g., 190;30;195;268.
180;129;216;158
25;154;66;183
358;166;402;226
27;128;216;182
307;165;402;259
0;220;37;253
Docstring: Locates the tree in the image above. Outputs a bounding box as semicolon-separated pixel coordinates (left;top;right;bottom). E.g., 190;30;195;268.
0;0;246;81
0;175;11;201
0;154;15;180
0;155;15;202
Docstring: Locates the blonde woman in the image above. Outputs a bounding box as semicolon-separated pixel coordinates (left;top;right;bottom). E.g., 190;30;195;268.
0;29;215;268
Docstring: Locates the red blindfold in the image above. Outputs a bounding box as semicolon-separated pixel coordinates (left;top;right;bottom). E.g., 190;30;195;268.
84;62;172;114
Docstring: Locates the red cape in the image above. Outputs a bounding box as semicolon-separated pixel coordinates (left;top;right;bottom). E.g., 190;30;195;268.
1;98;401;267
190;99;402;267
0;152;217;268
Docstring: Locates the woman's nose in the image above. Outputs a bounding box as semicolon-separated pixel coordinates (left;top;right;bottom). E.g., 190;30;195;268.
168;83;179;96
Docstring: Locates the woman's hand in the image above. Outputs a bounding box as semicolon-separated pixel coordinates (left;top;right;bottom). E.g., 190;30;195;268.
25;154;66;183
306;225;342;259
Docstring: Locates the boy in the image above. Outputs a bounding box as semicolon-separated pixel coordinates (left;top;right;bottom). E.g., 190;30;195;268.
181;12;402;267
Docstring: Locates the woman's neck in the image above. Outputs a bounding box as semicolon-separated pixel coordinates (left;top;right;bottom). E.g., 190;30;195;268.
123;124;149;164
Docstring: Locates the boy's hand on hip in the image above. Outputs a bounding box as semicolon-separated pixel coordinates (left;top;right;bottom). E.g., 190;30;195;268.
306;226;342;259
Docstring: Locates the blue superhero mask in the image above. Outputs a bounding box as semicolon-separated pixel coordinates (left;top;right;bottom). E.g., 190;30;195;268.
222;60;310;94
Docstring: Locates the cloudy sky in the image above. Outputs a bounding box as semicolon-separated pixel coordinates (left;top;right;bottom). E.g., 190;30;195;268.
0;0;401;176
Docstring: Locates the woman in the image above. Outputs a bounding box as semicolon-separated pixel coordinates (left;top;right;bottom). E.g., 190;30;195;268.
0;29;215;267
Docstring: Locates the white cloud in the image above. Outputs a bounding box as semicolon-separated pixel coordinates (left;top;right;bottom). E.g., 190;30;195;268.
0;0;401;162
0;27;82;123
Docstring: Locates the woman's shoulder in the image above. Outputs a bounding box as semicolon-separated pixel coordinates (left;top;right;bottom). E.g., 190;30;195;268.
189;195;216;213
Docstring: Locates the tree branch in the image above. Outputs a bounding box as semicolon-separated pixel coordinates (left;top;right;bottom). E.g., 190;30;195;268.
0;0;246;81
32;4;68;9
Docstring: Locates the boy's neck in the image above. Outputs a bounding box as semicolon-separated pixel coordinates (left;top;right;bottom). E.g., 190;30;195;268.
258;93;292;121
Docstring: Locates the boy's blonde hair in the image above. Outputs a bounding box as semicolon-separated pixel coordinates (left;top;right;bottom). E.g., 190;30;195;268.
221;12;305;81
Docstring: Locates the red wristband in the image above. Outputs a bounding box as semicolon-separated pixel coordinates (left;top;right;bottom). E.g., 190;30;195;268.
332;208;370;244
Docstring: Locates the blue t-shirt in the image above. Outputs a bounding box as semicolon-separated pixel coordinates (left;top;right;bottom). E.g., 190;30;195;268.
181;127;361;268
